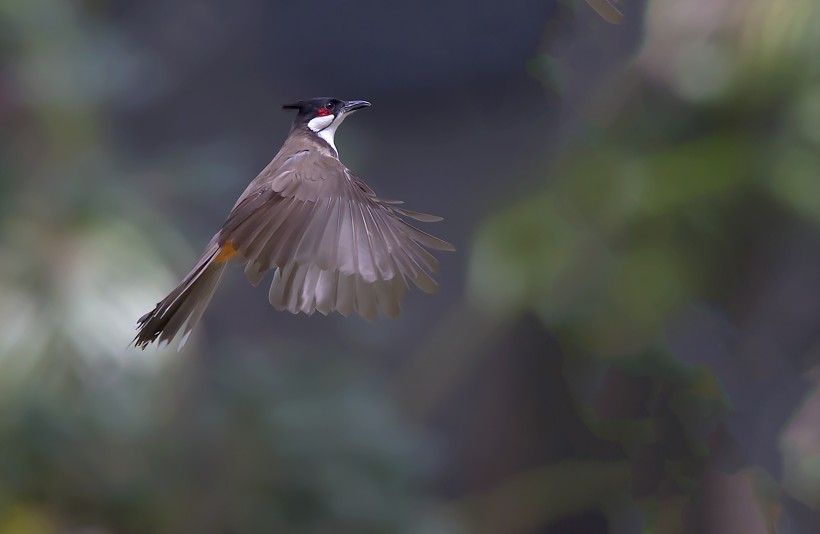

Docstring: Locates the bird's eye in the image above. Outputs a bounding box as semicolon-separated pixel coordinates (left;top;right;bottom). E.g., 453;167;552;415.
315;103;333;117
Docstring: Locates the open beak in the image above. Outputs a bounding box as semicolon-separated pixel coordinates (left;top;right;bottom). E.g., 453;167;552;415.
343;100;371;113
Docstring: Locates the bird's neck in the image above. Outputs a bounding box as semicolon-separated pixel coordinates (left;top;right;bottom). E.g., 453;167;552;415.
316;122;339;154
286;127;339;159
305;113;349;156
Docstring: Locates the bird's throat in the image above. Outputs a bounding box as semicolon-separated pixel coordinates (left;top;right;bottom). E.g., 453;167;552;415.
308;113;347;155
317;125;338;153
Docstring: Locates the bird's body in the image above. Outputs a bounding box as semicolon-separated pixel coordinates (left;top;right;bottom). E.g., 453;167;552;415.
134;98;453;349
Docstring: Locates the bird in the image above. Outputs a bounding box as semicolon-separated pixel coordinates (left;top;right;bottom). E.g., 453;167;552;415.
133;97;454;350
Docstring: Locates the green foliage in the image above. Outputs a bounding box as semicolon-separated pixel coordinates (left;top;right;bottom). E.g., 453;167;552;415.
467;0;820;529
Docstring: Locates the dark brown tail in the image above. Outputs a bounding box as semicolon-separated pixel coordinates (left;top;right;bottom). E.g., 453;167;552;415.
133;243;227;350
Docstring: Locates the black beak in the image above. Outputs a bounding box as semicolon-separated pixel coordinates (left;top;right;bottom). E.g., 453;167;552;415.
343;100;371;113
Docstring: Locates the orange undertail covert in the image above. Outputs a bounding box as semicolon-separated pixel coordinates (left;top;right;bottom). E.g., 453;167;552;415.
214;241;237;263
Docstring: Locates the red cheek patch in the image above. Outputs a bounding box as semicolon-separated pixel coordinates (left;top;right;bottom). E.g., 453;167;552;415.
316;108;331;117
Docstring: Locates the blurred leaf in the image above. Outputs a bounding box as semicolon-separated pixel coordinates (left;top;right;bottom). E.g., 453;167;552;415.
636;134;753;215
568;244;698;358
469;193;611;322
0;505;55;534
771;145;820;225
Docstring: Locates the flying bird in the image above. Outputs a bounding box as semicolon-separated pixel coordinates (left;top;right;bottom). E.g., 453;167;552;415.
134;98;454;349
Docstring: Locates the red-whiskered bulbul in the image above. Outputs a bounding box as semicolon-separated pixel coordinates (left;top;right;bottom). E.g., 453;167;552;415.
134;97;454;349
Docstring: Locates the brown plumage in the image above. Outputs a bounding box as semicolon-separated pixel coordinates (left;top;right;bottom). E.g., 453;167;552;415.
133;98;453;349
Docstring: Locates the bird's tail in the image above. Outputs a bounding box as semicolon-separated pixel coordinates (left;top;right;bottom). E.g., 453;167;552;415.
133;241;228;350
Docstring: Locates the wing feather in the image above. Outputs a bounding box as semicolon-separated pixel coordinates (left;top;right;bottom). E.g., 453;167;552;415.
315;197;342;270
355;274;377;320
270;199;318;268
294;197;335;267
249;198;299;273
393;207;444;222
337;200;356;275
314;268;335;315
362;204;397;280
351;198;379;283
396;219;456;251
218;145;452;319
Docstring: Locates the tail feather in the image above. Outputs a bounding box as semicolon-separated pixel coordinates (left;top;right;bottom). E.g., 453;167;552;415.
133;244;227;350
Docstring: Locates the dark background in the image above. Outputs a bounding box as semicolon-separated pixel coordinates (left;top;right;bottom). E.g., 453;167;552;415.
2;0;820;532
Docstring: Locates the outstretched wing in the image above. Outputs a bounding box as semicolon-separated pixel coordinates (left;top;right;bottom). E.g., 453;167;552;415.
217;151;454;319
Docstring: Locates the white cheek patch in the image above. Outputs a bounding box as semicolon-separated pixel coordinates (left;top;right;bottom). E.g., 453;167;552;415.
307;115;334;132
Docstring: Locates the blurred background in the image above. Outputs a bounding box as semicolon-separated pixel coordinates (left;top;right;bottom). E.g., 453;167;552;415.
2;0;820;532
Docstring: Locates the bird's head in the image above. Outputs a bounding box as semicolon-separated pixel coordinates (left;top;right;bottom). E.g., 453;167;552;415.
282;97;370;153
